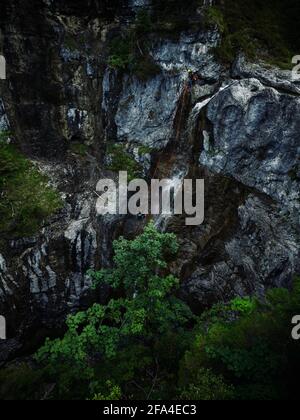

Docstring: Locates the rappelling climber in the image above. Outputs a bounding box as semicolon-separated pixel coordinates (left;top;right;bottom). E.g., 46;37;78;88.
193;72;201;83
186;69;201;90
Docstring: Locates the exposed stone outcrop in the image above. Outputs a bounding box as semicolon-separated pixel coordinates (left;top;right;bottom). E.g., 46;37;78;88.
113;31;221;150
182;194;300;309
232;54;300;95
200;78;300;217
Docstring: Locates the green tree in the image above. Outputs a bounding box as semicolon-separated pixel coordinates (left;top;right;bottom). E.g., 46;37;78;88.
36;223;194;399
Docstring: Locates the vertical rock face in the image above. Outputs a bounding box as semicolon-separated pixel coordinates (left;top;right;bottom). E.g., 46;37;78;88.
0;0;110;159
113;31;220;150
0;0;124;357
200;78;300;215
0;0;299;359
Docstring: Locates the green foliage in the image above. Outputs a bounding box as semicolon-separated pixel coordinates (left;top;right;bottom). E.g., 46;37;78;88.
180;278;300;400
108;31;160;80
105;143;142;181
2;203;300;400
132;56;161;82
3;268;300;400
0;130;11;142
69;142;89;157
108;36;135;71
36;223;194;399
64;34;79;51
229;296;256;315
178;368;234;401
107;0;300;70
91;381;121;400
0;135;62;238
205;0;300;67
138;145;153;156
108;1;300;70
204;6;226;34
108;11;160;81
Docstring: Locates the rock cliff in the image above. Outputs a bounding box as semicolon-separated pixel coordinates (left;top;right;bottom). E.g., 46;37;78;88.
0;0;299;361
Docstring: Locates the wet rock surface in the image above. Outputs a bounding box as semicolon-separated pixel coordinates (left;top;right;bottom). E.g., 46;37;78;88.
114;31;221;150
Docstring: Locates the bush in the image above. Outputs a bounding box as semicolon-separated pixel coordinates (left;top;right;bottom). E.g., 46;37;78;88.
180;278;300;400
2;259;300;400
0;135;62;238
105;143;142;181
204;6;226;33
91;381;122;400
108;36;135;71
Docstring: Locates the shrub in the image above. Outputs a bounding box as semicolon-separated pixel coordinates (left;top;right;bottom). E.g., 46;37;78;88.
91;381;122;400
204;6;226;33
105;143;142;181
138;145;153;156
180;278;300;400
108;36;135;71
0;135;62;238
132;56;161;82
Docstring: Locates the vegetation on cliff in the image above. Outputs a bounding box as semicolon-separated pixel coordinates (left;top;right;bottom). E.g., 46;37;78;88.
109;0;300;75
1;0;300;402
205;0;300;67
0;132;62;238
108;10;161;80
105;143;142;181
1;225;299;400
